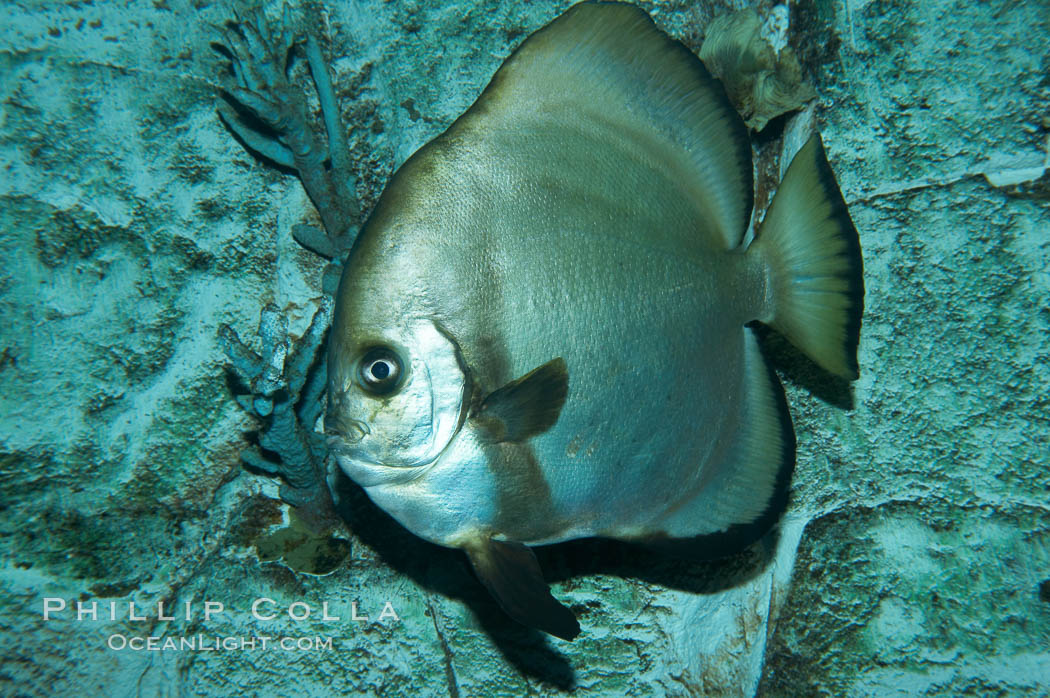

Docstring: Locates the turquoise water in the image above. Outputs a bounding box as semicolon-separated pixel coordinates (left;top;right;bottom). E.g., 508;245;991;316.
0;0;1047;695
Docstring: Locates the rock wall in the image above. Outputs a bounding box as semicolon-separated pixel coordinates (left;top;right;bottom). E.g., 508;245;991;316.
0;0;1046;695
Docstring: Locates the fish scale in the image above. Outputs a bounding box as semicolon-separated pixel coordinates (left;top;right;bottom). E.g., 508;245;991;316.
326;1;863;641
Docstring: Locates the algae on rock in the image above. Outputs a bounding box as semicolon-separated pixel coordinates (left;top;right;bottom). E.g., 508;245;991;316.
0;0;1047;696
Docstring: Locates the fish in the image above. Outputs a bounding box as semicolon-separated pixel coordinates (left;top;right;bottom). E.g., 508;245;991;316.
325;0;863;641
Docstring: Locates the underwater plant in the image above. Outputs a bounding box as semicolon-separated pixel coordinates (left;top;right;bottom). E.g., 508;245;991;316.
212;7;359;531
212;1;863;641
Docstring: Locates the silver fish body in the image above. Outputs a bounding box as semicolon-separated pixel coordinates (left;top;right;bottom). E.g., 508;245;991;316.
327;1;863;640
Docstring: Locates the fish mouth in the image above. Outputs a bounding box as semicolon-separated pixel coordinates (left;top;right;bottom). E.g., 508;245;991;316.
326;436;438;487
325;394;470;487
323;415;369;444
323;414;425;486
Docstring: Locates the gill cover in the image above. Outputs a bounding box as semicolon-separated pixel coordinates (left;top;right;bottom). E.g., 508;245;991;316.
328;317;468;478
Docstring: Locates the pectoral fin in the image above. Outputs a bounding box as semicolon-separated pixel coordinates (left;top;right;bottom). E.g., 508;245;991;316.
463;537;580;641
473;358;568;443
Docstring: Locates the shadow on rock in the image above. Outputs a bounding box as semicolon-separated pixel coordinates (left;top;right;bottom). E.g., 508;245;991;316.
332;471;781;689
752;323;856;410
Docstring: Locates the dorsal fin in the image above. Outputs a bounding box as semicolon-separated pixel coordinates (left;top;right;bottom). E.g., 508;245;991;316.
449;0;753;249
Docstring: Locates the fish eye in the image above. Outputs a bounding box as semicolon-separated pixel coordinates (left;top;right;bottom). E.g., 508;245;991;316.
357;347;404;395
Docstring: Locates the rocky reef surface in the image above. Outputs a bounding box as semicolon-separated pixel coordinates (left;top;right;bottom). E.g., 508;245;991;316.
0;0;1047;695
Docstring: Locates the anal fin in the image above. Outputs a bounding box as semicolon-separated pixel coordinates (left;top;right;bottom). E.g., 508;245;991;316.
463;536;580;641
655;328;795;557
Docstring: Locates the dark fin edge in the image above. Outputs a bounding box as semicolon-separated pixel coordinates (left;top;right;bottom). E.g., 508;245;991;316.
756;133;864;379
639;334;796;561
464;537;581;641
638;2;754;244
449;0;754;249
811;135;865;380
603;0;755;245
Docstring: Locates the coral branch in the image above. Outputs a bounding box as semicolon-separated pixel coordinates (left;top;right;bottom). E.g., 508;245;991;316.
305;34;358;222
212;6;363;532
216;104;296;167
218;300;336;531
213;6;359;254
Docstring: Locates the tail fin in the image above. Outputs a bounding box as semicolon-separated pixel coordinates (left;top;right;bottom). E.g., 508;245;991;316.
751;133;864;379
